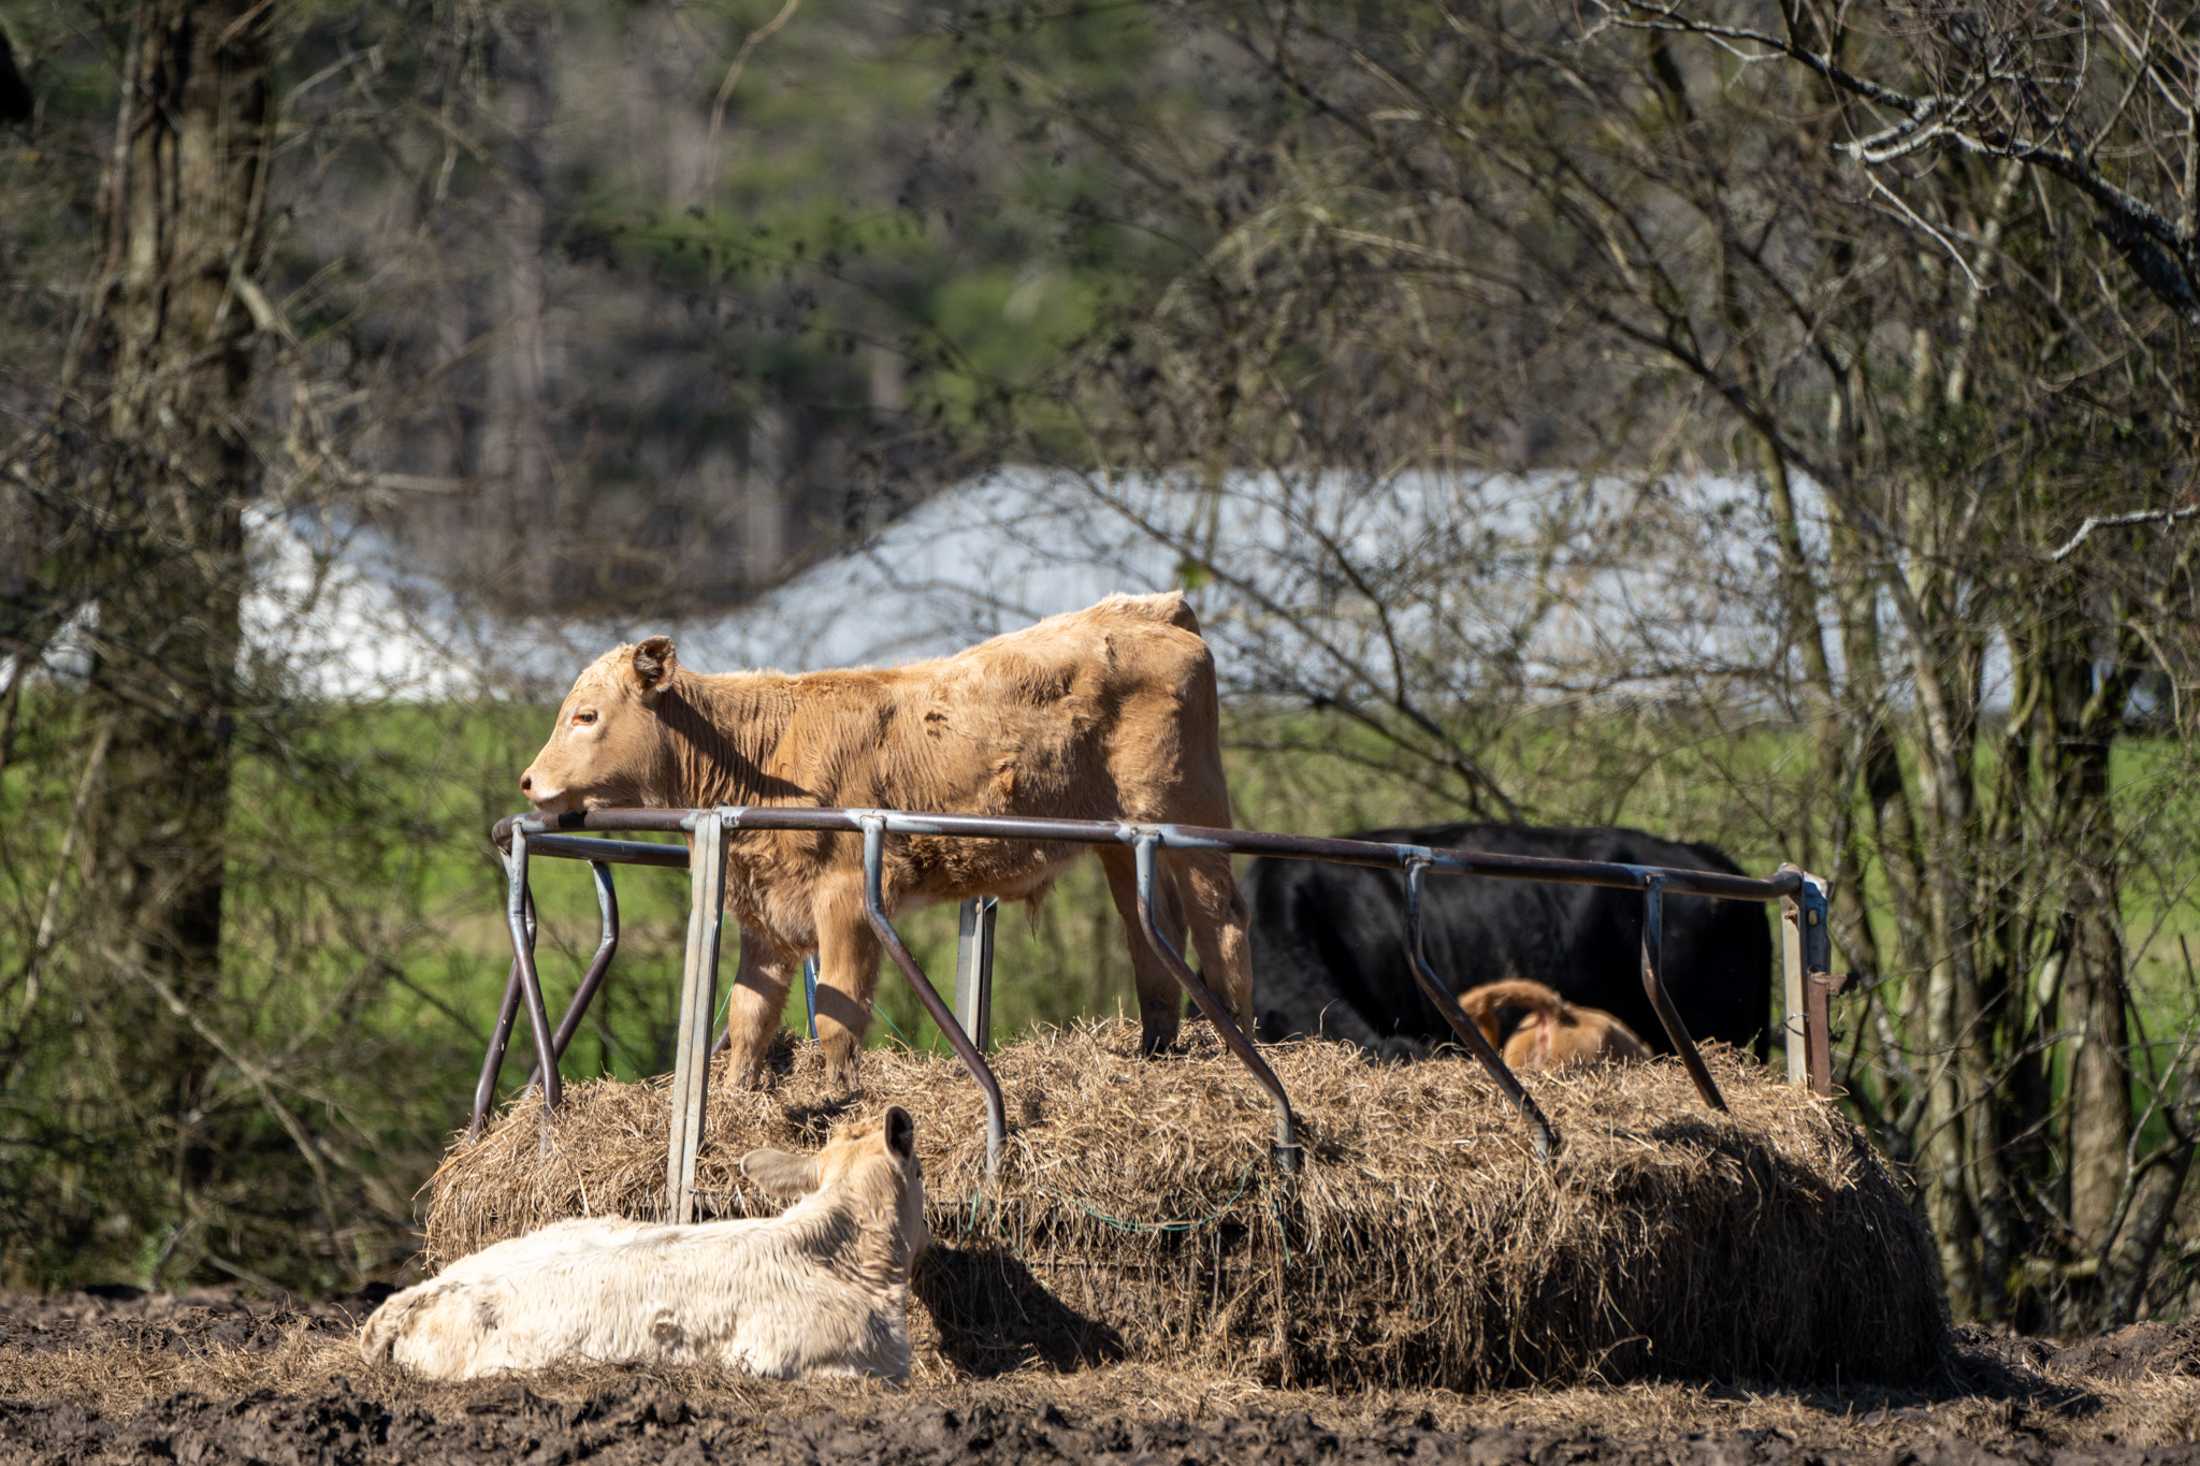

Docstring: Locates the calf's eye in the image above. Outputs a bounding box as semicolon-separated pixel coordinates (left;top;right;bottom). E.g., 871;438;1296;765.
572;710;598;727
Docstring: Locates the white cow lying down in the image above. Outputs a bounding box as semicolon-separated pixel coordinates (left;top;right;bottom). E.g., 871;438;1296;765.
361;1107;929;1382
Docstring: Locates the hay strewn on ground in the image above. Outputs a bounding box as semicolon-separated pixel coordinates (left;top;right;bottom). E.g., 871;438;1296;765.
12;1298;2200;1462
423;1022;1949;1392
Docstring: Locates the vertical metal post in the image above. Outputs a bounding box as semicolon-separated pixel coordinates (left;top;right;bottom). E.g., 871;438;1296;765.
1132;835;1301;1171
503;831;563;1133
1403;860;1559;1159
1797;871;1835;1095
667;812;726;1223
802;956;820;1041
470;889;536;1139
862;819;1006;1174
1778;864;1809;1086
954;896;997;1052
1641;877;1727;1112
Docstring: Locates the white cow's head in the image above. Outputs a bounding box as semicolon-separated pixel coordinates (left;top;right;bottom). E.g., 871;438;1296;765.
740;1106;930;1260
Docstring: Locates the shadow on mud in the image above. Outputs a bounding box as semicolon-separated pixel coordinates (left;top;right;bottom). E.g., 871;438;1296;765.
1680;1333;2105;1425
914;1247;1127;1377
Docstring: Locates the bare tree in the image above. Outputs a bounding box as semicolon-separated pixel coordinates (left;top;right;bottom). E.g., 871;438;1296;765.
43;0;278;1227
948;0;2200;1327
1594;0;2200;326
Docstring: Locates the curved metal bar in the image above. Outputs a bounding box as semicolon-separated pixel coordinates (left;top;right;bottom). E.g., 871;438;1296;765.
861;818;1006;1175
533;861;620;1082
1641;877;1727;1112
1131;835;1302;1171
469;889;537;1139
1404;861;1559;1159
503;828;563;1116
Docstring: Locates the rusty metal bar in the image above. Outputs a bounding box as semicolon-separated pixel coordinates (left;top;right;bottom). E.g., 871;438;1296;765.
1404;860;1559;1159
469;890;537;1139
862;818;1005;1174
1132;834;1301;1171
502;830;563;1126
667;812;727;1222
506;806;1803;905
1641;876;1726;1112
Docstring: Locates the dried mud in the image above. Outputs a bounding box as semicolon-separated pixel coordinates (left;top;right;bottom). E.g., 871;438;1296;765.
4;1288;2200;1464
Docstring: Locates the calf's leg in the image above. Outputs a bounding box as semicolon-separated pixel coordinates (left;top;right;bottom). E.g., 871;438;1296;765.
1096;846;1187;1054
721;927;795;1089
1176;849;1257;1030
811;874;883;1087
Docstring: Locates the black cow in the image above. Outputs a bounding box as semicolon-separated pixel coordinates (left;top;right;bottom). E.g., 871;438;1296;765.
1248;822;1772;1061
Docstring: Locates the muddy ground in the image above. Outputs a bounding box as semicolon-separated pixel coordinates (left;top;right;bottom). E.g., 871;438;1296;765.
4;1288;2200;1464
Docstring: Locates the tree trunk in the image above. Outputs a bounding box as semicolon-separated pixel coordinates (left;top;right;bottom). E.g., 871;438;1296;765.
80;0;273;1243
2050;628;2134;1257
482;5;558;608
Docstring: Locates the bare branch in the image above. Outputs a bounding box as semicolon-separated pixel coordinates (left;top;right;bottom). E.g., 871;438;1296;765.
2049;503;2200;560
1596;0;2200;323
707;0;802;156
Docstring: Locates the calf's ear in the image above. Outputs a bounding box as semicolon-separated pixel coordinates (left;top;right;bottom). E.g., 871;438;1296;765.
628;636;678;700
884;1106;915;1159
738;1148;819;1198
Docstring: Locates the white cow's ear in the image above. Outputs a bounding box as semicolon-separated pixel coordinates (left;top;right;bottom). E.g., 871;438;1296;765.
884;1106;915;1160
739;1148;819;1198
629;636;678;700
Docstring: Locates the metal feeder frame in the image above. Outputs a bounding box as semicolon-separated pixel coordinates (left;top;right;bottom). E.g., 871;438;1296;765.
479;807;1835;1223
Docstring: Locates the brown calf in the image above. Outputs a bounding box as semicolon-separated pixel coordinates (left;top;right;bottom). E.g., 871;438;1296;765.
520;592;1253;1086
1457;978;1650;1071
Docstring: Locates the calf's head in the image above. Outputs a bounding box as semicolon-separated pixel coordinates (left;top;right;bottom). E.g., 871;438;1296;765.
520;637;681;813
739;1106;930;1260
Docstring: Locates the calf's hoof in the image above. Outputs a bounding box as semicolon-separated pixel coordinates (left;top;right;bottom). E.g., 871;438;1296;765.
819;1040;864;1091
1135;1019;1183;1056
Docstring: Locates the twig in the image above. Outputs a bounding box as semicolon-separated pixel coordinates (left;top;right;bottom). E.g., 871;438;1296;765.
1862;172;1986;292
10;719;113;1016
216;0;279;51
707;0;802;156
2049;503;2200;560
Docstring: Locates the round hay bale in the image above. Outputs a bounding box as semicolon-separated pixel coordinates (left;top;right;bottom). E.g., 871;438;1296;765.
423;1021;1949;1391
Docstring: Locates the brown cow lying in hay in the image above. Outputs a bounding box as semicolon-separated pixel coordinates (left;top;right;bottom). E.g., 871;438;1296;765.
1458;978;1650;1070
364;1108;928;1382
519;592;1253;1087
